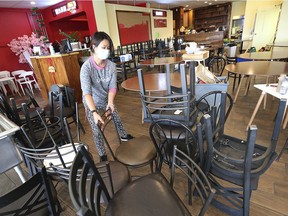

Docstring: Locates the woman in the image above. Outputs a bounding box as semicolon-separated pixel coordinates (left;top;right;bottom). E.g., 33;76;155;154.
80;31;133;161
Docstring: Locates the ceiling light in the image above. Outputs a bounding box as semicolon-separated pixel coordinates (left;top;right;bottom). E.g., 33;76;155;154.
30;1;36;5
209;3;212;5
204;1;208;3
185;5;189;7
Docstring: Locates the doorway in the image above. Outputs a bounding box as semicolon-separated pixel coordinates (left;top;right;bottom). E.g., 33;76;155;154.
252;5;281;50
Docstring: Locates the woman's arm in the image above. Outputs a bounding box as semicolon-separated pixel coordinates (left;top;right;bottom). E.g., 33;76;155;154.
107;61;117;112
84;94;104;124
107;89;116;112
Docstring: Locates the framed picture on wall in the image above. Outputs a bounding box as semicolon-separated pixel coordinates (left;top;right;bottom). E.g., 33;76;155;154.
154;19;167;28
153;10;167;17
116;11;152;45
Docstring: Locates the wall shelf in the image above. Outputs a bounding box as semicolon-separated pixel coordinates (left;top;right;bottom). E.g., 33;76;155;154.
193;3;231;38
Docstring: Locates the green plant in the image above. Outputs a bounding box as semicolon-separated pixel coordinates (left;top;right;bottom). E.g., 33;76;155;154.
59;30;80;42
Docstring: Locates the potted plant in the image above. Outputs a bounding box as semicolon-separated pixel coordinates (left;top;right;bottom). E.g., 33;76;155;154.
59;30;81;51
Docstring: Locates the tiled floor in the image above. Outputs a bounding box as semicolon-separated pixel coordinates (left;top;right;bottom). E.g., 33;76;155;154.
1;66;288;215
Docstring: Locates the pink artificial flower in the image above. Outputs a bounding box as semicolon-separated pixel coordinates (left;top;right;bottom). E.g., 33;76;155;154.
7;32;49;64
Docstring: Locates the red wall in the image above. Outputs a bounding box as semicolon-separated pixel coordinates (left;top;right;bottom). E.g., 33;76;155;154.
0;8;33;71
49;13;90;43
0;0;97;72
42;0;96;42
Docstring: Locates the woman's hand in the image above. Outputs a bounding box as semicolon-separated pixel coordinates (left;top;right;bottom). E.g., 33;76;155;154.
106;103;115;113
92;112;104;126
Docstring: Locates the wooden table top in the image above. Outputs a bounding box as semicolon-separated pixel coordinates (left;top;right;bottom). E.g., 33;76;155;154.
121;72;187;92
237;47;288;61
225;61;288;76
139;57;183;66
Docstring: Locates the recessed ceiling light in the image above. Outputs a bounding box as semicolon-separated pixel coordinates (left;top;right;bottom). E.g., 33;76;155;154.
204;1;208;3
215;0;217;1
209;3;212;5
185;5;189;7
30;1;36;5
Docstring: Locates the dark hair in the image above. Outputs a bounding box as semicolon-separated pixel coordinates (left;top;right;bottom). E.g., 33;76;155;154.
90;31;114;56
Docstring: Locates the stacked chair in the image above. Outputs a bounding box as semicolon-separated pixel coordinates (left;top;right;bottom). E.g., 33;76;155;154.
0;166;62;215
198;87;286;215
68;145;215;216
49;84;85;137
138;63;198;127
97;109;156;173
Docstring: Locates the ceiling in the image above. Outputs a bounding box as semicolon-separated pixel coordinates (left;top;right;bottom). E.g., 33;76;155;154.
0;0;63;9
106;0;238;10
0;0;238;10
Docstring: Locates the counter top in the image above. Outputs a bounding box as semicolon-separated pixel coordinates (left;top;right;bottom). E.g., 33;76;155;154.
30;52;80;59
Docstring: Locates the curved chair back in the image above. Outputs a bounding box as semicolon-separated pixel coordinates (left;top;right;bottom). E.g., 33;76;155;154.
11;69;26;77
18;116;83;180
20;103;64;148
149;119;199;172
208;56;226;76
69;145;111;216
0;70;11;78
196;90;233;135
171;146;215;215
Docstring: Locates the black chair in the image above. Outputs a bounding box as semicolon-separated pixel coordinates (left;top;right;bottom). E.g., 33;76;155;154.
98;109;156;172
0;94;21;124
196;90;233;125
208;56;226;76
200;98;286;216
0;92;45;127
51;160;130;197
226;56;243;92
69;145;192;216
149;119;200;171
171;146;216;215
149;118;201;204
20;103;64;148
49;115;131;195
49;85;85;134
17;116;83;177
10;97;45;125
0;166;61;216
138;64;197;127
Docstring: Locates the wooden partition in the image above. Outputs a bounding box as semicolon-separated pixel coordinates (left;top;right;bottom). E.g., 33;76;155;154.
31;52;82;103
181;31;224;49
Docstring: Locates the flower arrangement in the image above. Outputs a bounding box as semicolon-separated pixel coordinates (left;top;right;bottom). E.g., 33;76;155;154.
7;32;49;63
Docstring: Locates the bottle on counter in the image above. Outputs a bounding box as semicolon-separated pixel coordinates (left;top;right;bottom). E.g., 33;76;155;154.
278;75;288;95
49;44;55;55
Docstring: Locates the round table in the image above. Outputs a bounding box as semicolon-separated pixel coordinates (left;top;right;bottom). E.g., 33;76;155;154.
237;47;288;61
225;61;288;103
121;73;186;92
139;57;183;95
139;56;183;66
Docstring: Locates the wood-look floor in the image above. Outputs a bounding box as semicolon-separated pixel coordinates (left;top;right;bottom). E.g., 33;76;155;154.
1;67;288;216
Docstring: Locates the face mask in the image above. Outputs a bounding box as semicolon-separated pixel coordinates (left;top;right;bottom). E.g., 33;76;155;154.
96;48;110;60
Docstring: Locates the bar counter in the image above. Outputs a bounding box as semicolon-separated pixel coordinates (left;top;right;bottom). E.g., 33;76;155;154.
31;52;82;103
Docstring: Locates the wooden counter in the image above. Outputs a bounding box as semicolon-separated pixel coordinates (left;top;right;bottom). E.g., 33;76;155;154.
180;31;224;49
31;53;82;103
